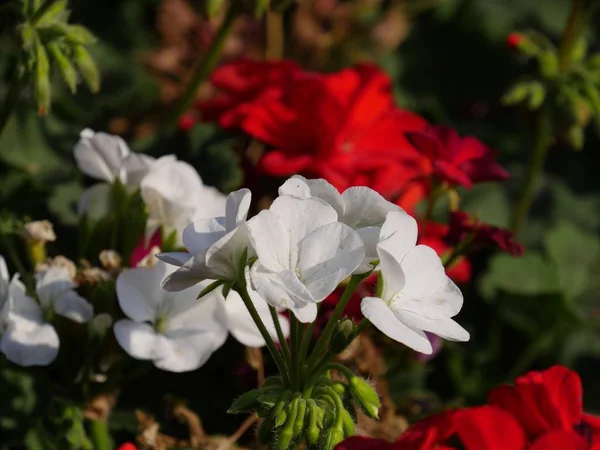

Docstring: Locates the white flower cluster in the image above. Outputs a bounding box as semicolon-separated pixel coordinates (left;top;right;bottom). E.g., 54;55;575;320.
74;128;226;243
160;175;470;355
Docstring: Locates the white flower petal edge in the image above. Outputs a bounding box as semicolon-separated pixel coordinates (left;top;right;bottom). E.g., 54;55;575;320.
74;129;130;183
115;262;228;372
159;189;251;291
36;267;94;323
360;234;469;354
279;175;404;273
247;195;365;322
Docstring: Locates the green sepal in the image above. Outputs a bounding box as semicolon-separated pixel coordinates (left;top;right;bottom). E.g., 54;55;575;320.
48;42;77;93
197;279;225;300
227;386;281;414
73;44;99;93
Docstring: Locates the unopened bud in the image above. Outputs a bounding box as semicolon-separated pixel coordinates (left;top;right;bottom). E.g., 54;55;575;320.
36;255;77;280
321;426;344;450
34;40;51;114
330;318;356;353
348;377;380;419
73;45;100;93
277;394;300;450
48;42;77;93
293;398;307;436
77;267;111;285
306;400;321;445
63;25;97;45
136;246;160;268
341;408;355;436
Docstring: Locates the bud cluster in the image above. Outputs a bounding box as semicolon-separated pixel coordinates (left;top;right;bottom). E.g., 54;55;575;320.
228;371;381;450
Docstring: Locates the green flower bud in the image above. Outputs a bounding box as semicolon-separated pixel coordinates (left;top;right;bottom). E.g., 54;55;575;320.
348;377;380;419
34;39;51;114
63;25;97;45
277;393;301;450
274;404;289;428
320;426;344;450
48;42;77;93
293;398;307;436
341;408;355;437
306;400;322;446
527;81;546;110
35;0;68;26
73;45;99;93
330;318;356;353
565;124;584;150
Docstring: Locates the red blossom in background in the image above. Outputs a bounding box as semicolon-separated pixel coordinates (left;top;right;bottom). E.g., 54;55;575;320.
446;211;524;256
507;32;525;49
419;222;472;284
116;444;137;450
336;366;600;450
198;60;431;211
405;125;510;189
129;231;162;267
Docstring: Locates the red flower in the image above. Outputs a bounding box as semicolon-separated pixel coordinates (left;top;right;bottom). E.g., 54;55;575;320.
419;222;472;284
129;231;162;268
116;444;137;450
446;211;524;256
199;60;430;211
489;365;599;443
507;33;525;49
178;113;195;131
405;125;509;189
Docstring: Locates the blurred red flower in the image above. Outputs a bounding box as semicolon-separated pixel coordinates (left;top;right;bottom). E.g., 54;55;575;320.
116;444;137;450
337;366;600;450
129;231;162;268
419;222;471;284
446;211;524;256
405;125;509;189
199;60;430;211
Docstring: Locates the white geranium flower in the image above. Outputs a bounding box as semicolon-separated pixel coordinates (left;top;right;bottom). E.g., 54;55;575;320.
279;175;403;273
140;155;226;242
75;129;155;217
36;267;94;324
158;189;250;291
247;196;365;323
360;212;469;354
114;262;229;372
0;255;60;366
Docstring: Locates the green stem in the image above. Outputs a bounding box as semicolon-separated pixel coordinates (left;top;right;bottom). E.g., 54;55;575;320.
235;283;291;387
0;68;23;141
290;313;299;389
557;0;586;70
298;321;314;376
354;318;371;336
510;109;552;236
88;420;113;450
269;306;291;365
305;274;367;374
166;7;237;127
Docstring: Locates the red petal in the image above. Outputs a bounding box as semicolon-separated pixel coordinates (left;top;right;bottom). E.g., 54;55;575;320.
455;406;527;450
529;431;589;450
395;410;457;449
405;130;443;160
335;436;395;450
433;160;473;188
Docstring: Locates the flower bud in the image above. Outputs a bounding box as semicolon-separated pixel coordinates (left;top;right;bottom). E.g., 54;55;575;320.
48;42;77;93
293;398;307;436
73;45;99;93
24;220;56;243
277;393;300;450
341;408;355;437
306;400;322;445
99;250;122;274
348;377;380;419
36;255;77;280
330;318;356;353
63;25;97;45
34;40;51;115
321;426;344;450
274;404;289;428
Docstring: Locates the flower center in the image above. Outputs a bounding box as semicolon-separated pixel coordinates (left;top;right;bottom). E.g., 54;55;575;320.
154;315;167;334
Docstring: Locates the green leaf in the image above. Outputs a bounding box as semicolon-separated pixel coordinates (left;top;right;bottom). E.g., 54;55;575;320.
545;222;600;300
72;44;99;93
47;42;77;93
48;181;83;226
479;252;560;298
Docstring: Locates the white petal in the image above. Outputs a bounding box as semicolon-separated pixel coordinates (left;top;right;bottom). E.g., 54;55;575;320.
205;225;249;280
160;256;212;292
154;329;221;372
395;310;470;342
225;188;251;231
6;285;43;324
354;227;381;274
302;177;345;217
74;130;130;182
269;197;338;262
0;316;59;366
116;266;163;322
36;267;75;310
278;175;311;198
191;187;227;221
340;186;400;228
299;222;364;301
121;152;155;187
246;211;291;273
379;210;418;259
113;320;158;360
376;243;406;302
361;296;432;354
251;264;314;308
53;291;94;323
163;280;229;348
77;183;112;219
399;246;463;319
0;255;9;299
156;252;192;267
289;303;318;323
182;218;226;255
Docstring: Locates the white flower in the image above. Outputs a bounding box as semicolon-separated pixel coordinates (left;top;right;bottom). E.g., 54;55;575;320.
140;155;226;242
247;196;365;323
74;128;154;186
158;189;251;291
279;175;403;273
36;267;94;324
114;261;229;372
360;212;469;354
0;255;60;366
